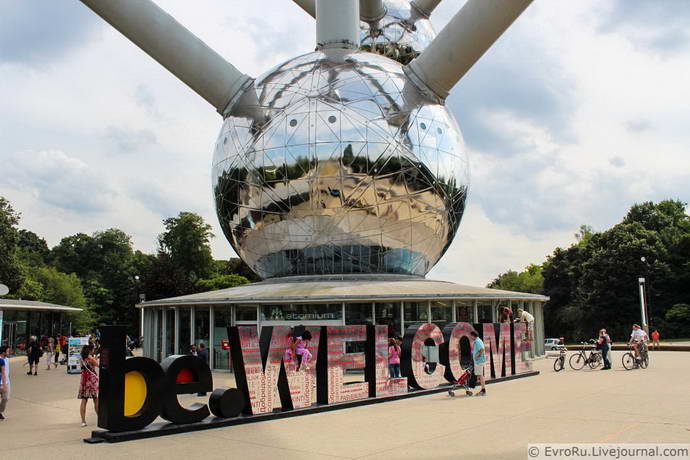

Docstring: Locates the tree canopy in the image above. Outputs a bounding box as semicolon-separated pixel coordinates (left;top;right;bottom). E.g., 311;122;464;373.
489;200;690;341
0;196;256;335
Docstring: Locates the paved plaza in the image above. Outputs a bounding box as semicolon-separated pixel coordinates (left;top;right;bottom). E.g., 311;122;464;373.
3;351;689;459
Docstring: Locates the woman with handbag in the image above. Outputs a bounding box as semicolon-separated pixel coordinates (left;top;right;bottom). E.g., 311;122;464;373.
78;345;99;427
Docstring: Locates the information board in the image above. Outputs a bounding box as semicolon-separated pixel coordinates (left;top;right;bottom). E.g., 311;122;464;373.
67;336;90;374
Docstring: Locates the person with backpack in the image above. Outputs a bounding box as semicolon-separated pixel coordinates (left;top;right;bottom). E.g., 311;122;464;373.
27;336;41;376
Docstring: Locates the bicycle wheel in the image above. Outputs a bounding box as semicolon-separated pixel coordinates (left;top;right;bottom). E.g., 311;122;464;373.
640;356;649;369
569;353;586;370
553;357;564;372
622;352;635;370
588;353;602;369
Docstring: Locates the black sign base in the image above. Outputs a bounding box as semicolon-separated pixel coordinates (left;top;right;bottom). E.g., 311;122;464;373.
85;370;538;443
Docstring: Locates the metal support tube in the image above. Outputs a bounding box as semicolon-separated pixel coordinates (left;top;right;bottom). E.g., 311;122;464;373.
360;0;386;22
293;0;316;17
406;0;533;100
79;0;252;113
316;0;360;49
411;0;441;17
638;278;648;327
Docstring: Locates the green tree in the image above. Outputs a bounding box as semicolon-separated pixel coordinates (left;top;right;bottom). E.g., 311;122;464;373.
0;197;22;292
488;264;543;294
157;212;215;281
196;274;250;291
16;229;50;266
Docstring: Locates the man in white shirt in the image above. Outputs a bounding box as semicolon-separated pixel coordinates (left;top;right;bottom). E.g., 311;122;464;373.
0;346;10;420
628;324;648;359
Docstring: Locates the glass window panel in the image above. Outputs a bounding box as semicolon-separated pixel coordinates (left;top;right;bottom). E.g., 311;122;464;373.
213;307;233;371
236;306;257;322
165;309;175;358
156;309;163;361
455;300;473;323
178;308;191;354
345;303;373;325
430;300;452;330
477;301;493;323
260;304;342;321
375;302;401;338
404;302;428;323
194;307;210;349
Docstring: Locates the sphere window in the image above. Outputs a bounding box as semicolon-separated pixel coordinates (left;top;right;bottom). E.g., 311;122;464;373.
420;122;427;130
328;115;337;124
289;119;297;127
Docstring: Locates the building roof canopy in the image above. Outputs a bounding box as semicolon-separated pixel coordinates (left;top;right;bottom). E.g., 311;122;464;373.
140;275;549;307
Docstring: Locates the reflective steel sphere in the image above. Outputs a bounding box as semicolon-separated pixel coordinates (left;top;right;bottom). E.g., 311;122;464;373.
213;49;469;279
359;0;437;65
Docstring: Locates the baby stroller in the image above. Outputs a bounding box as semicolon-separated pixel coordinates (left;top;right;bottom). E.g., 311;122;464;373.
448;364;474;397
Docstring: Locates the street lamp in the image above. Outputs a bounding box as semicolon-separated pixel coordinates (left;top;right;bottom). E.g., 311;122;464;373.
639;257;652;333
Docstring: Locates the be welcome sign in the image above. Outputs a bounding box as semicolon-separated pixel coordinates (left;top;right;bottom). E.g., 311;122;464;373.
91;322;535;442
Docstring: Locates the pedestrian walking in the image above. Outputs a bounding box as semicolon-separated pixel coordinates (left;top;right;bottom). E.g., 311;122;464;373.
46;337;56;370
78;345;99;427
27;335;41;376
470;330;487;396
0;346;10;420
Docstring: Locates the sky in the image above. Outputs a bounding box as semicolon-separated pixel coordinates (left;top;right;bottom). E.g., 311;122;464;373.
1;0;689;286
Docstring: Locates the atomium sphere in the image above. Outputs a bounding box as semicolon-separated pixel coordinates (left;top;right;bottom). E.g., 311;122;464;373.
359;0;437;65
212;50;469;279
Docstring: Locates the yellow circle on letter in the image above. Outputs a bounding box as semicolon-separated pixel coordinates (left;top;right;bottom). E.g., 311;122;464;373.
124;371;147;417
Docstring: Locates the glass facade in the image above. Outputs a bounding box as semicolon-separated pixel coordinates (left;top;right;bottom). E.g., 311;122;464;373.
430;300;452;330
236;306;257;322
375;302;401;338
213;307;233;371
404;301;429;324
345;303;373;325
194;307;210;348
477;301;493;323
165;308;175;358
178;308;191;354
455;300;473;323
0;309;72;352
141;299;546;367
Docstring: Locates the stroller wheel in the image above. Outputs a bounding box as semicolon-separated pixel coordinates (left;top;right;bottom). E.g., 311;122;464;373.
448;391;455;397
465;391;473;396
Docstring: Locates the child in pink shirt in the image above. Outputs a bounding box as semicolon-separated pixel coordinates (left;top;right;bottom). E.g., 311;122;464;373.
388;338;401;378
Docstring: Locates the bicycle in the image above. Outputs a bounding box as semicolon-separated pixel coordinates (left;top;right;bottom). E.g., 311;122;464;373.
622;342;649;370
552;345;567;372
568;340;602;370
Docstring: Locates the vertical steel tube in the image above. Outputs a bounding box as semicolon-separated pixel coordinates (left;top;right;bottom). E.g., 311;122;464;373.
316;0;360;49
360;0;386;22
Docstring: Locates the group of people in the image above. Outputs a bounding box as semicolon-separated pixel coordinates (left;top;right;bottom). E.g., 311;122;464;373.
0;331;104;425
24;335;70;376
592;324;658;370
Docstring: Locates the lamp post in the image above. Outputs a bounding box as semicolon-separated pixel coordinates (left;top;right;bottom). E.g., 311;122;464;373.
640;257;652;333
134;275;145;341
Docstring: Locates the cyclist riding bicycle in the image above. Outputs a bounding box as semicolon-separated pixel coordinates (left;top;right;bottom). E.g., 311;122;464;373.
628;324;648;359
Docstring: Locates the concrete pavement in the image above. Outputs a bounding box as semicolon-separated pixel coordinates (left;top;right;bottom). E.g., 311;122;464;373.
2;350;689;459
